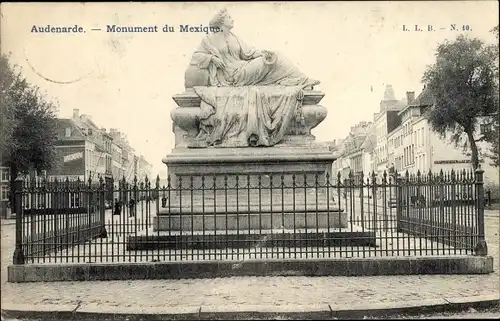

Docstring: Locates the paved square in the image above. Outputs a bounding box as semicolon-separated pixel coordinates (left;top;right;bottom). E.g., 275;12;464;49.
1;210;498;314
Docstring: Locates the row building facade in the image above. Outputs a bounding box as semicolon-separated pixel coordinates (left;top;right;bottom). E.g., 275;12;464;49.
1;109;153;217
332;85;498;187
48;109;153;194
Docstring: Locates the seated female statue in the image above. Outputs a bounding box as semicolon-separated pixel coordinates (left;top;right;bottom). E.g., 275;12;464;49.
185;8;320;89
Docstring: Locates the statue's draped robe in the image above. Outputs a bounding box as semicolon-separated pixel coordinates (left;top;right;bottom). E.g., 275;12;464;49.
188;32;317;147
193;86;304;147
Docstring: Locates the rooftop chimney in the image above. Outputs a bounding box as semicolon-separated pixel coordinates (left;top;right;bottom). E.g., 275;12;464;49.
101;128;106;133
72;109;79;119
406;91;415;105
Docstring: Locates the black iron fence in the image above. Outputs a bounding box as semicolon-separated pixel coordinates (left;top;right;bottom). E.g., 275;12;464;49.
11;169;488;265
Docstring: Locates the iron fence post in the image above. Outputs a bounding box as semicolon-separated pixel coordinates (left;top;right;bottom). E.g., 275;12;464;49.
12;176;25;265
474;167;487;256
396;174;403;232
369;172;375;231
99;177;108;238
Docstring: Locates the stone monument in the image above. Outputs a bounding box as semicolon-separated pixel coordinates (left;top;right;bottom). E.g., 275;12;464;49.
128;9;376;252
162;8;342;226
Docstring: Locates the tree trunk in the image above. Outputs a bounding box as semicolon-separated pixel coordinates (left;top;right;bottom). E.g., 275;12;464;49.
466;130;479;169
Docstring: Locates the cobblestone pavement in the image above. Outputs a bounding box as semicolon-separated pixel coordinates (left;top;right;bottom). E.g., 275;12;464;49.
1;211;498;313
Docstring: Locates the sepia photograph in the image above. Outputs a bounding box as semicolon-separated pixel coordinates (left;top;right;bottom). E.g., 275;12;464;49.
1;1;499;320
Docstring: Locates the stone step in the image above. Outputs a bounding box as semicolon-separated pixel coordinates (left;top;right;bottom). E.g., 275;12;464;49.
158;204;343;214
127;228;376;250
160;189;338;201
158;191;340;214
154;211;348;231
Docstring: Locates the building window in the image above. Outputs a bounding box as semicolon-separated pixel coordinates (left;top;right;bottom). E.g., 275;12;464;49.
65;127;71;137
480;123;492;135
88;128;93;136
0;185;9;201
1;168;10;182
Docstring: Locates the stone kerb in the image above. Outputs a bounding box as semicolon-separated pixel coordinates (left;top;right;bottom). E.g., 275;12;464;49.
7;256;494;282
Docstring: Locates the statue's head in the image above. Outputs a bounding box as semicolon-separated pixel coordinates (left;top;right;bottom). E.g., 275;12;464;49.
209;8;234;30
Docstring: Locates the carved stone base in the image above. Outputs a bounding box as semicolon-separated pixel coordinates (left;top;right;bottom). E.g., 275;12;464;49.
170;90;328;148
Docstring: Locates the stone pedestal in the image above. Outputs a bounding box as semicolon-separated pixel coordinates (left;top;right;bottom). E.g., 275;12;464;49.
163;143;336;187
157;143;347;231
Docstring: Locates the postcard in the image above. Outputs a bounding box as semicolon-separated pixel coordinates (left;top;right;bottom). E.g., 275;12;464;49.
1;1;499;320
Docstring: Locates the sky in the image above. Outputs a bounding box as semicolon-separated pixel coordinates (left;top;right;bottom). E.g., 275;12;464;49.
1;1;498;176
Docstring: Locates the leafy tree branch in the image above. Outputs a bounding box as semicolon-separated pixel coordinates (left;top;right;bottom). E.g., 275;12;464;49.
422;33;499;169
0;53;59;209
